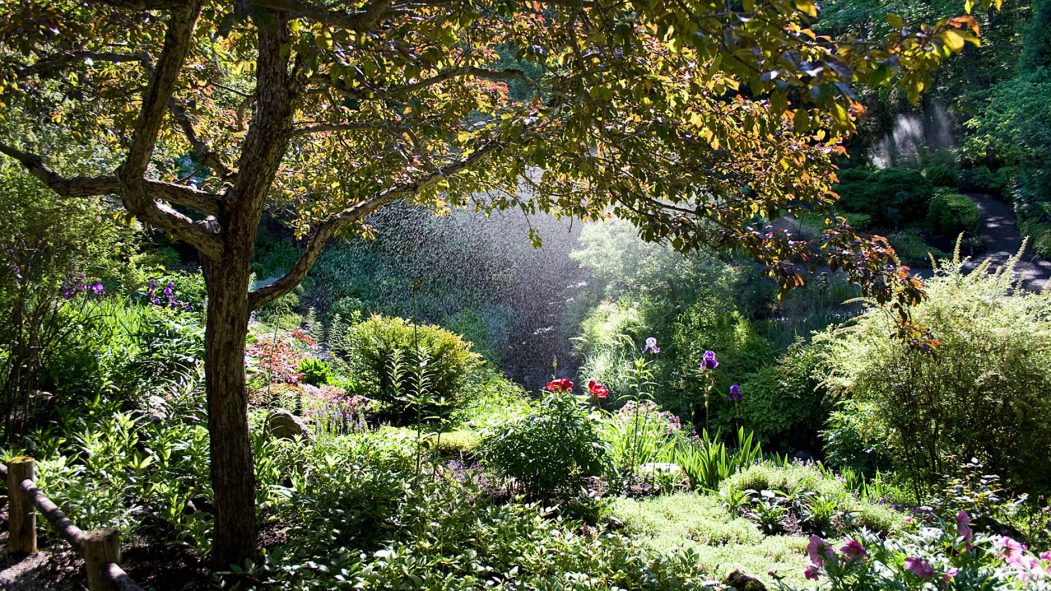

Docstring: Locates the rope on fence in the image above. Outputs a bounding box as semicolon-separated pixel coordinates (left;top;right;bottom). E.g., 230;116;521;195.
18;477;86;551
101;562;146;591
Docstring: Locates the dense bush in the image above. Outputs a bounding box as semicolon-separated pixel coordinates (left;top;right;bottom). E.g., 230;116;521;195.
257;481;715;591
921;163;959;187
886;228;948;266
733;341;826;450
819;255;1051;494
480;392;606;499
337;315;481;424
927;189;980;238
834;167;935;228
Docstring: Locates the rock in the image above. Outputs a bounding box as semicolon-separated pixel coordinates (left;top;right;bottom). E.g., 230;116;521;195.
265;408;314;441
147;395;168;423
723;569;767;591
636;462;691;492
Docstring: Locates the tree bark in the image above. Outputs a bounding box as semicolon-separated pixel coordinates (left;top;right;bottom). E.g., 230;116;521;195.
202;258;256;568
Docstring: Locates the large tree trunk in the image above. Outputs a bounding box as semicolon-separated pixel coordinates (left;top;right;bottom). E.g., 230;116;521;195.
203;258;256;568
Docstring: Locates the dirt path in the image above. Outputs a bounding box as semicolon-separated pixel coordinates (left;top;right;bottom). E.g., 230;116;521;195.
964;193;1051;291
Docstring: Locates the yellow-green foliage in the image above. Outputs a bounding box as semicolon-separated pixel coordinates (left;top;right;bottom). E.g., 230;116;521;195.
611;493;809;587
339;315;482;423
430;430;481;459
821;251;1051;493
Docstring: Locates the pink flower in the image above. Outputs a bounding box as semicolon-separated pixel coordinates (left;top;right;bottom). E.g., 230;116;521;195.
943;567;958;587
904;557;935;579
1041;550;1051;564
1000;537;1029;567
841;539;866;561
957;511;973;550
804;565;820;581
904;515;914;524
807;535;835;567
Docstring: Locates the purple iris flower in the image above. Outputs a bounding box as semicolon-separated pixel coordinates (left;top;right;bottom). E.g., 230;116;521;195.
61;285;76;299
89;282;105;296
643;337;660;354
700;350;718;370
728;384;742;401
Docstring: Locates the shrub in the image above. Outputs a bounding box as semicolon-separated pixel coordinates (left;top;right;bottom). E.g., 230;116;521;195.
596;400;683;486
258;481;714;591
886;228;949;266
337;315;481;424
480;392;606;499
297;357;333;386
921;163;959;187
834;167;935;228
734;341;825;450
819;253;1051;494
927;189;980;238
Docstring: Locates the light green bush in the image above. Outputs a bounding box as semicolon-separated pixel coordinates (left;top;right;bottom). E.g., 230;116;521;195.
337;315;482;424
820;252;1051;493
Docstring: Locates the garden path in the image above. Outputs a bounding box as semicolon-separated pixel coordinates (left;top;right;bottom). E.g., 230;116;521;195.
963;193;1051;291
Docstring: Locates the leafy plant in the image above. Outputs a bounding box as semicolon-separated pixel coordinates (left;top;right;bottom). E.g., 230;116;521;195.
480;392;605;500
297;357;333;387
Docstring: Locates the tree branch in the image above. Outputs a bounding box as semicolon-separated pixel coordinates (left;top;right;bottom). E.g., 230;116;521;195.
168;99;234;178
248;141;502;310
0;141;222;216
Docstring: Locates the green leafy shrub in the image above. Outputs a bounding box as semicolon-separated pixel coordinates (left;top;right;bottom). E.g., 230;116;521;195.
297;357;333;386
820;253;1051;494
275;430;416;548
834;167;935;228
337;315;481;424
480;393;605;499
927;189;980;238
733;341;825;449
258;481;714;591
673;428;763;491
596;400;682;486
957;165;1014;195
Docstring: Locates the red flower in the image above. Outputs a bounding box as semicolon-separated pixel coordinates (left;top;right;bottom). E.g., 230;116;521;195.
546;378;574;393
588;380;609;398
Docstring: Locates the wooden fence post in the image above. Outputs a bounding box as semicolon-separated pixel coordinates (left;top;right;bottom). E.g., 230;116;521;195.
83;528;120;591
7;456;36;555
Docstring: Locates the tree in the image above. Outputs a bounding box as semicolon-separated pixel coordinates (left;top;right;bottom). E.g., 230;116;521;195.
0;0;996;566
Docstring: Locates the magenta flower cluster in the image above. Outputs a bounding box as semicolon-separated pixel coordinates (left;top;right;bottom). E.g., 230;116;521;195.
146;278;191;311
61;275;105;299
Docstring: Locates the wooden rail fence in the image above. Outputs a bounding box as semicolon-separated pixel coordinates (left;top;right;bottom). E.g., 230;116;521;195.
2;456;144;591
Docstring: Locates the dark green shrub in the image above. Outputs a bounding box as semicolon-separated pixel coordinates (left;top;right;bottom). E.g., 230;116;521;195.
927;189;980;238
734;341;825;450
921;163;959;187
957;166;1014;195
298;357;333;386
834;167;935;228
820;257;1051;494
887;228;948;266
480;393;605;499
338;315;481;423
